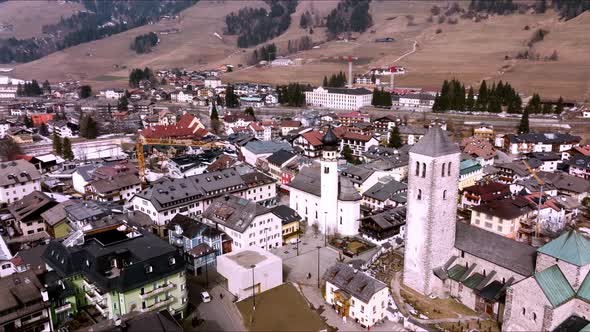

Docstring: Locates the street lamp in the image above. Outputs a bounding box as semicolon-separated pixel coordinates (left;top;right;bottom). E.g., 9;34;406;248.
250;264;256;311
324;211;328;247
316;246;321;288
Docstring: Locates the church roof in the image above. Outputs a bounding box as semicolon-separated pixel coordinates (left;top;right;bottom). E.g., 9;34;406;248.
534;265;575;308
454;222;536;276
289;165;361;201
410;126;460;157
538;231;590;267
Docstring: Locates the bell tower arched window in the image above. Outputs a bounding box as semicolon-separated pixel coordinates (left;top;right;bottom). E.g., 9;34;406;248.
443;190;447;200
442;163;446;177
448;162;452;176
417;189;422;200
421;163;426;178
415;161;420;176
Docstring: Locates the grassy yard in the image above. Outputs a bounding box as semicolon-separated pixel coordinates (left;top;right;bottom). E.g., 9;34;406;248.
237;283;327;332
432;319;501;332
400;284;476;320
94;75;127;81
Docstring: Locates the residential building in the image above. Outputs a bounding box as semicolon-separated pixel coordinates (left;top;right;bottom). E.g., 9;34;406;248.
279;120;302;136
42;223;187;320
470;197;533;238
361;177;407;212
340;132;379;158
372;115;399;134
204;77;221;88
48;120;75;138
504;133;581;155
305;87;372;111
271;205;301;244
8;190;56;237
459;159;483;190
398;125;427;145
461;136;497;167
569;155;590;179
0;270;52;332
265;149;297;182
249;121;280;141
131;167;276;237
338;111;371;126
0;159;42;206
460;182;510;209
85;173;141;202
100;89;125;100
359;206;406;245
324;263;389;328
202;195;282;250
41;200;75;239
166;214;227;275
241;140;293;166
166;152;220;178
496;162;534;184
216;247;282;300
293;130;325;158
139;114;207;140
473;124;495;140
0;120;10;138
398;93;435;109
529;151;560;172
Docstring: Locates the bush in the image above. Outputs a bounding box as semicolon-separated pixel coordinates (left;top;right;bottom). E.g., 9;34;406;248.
438;15;446;24
436;28;443;34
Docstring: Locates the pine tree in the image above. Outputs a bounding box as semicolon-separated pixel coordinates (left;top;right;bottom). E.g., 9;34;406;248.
388;126;402;148
466;87;475;110
555;96;564;114
210;103;219;121
87;117;98;139
371;88;379;106
79;114;89;138
244;107;255;120
322;76;328;87
477;80;488;111
23;116;33;128
42;80;51;94
341;145;356;164
53;134;62;155
518;109;530;134
62;137;73;160
39;123;49;136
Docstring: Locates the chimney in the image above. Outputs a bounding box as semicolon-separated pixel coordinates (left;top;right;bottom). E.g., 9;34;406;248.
224;194;229;201
41;287;49;302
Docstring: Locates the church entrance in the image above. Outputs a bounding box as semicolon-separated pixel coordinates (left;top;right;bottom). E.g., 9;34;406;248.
475;295;495;316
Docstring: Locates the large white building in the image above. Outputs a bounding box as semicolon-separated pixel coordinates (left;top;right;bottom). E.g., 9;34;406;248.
131;167;277;237
0;76;26;99
289;128;361;236
305;87;372;111
0;160;42;206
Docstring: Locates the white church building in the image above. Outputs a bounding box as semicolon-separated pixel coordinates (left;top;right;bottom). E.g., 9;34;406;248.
402;126;590;329
289;128;361;236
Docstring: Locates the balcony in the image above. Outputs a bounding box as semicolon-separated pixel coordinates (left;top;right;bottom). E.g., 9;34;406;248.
141;297;174;313
140;282;176;299
55;303;72;314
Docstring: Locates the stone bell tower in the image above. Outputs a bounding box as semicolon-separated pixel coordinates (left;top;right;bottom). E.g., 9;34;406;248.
403;125;460;295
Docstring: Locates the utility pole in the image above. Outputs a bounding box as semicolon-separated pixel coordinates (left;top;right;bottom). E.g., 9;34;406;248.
316;246;321;288
250;264;256;311
324;211;327;247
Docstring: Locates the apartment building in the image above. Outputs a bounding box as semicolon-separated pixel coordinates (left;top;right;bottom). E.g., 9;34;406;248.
0;160;42;206
305;87;372;111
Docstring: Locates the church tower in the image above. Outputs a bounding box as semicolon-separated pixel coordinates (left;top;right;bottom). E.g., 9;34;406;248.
403;126;460;296
320;127;339;234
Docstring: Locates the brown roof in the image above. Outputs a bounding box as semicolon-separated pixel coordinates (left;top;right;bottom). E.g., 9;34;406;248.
302;131;324;146
206;154;237;172
343;131;373;142
461;136;497;159
471;197;532;219
89;173;140;194
281;120;302;128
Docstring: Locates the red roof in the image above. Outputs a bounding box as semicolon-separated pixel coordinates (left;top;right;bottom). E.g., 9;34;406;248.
342;131;373;142
302;131;324;146
574;145;590;156
140;114;208;139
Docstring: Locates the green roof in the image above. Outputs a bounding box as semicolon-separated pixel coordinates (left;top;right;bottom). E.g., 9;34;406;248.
578;272;590;303
581;323;590;332
460;159;482;176
463;273;485;289
538;231;590;266
534;265;575;307
447;264;467;281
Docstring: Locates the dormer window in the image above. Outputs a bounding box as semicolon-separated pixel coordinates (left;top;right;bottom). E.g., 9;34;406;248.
169;257;176;266
145;265;153;273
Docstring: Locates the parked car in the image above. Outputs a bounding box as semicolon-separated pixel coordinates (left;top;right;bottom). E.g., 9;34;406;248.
201;291;211;303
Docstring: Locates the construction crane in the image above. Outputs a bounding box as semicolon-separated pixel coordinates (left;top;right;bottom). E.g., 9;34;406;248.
522;159;545;240
136;137;225;183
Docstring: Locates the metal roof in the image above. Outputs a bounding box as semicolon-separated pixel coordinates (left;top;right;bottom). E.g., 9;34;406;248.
534;265;575;308
538;231;590;267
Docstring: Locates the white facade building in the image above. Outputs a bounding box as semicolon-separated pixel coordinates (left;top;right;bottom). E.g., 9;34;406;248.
204;77;222;89
0;160;42;206
305;87;372;111
216;247;282;300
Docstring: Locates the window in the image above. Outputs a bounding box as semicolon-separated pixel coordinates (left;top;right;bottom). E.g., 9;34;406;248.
533;312;537;321
415;161;420;176
522;308;526;316
417;189;422;200
169;257;176;265
421;163;426;178
145;265;153;273
442;163;446;177
324;167;329;174
448;162;452;176
361;305;364;313
443;190;447;200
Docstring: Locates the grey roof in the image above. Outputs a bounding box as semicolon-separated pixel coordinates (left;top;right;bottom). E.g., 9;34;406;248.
266;149;296;166
90;173;140;194
65;200;121;223
360;206;406;230
75;164;97;181
41;200;75;226
134;167;272;212
202;195;270;233
570;155;590;171
42;226;185;293
289;165;361;201
410;126;460;157
166;214;223;239
536;171;590;194
0;270;45;316
455;222;537;276
0;160;41;186
85;310;182;332
324;263;387;303
363;179;407;201
340;164;375;185
506;133;581;145
271;205;300;225
325;87;372;95
243;140;293;155
9;191;56;222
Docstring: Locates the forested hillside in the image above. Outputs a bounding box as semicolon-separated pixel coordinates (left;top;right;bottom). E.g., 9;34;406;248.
225;0;297;48
0;0;197;63
326;0;372;38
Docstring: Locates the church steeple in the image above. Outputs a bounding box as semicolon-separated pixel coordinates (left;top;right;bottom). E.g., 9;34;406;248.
403;125;460;296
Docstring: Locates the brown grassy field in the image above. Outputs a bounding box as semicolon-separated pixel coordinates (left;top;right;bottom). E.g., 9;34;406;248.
0;0;82;39
9;1;590;101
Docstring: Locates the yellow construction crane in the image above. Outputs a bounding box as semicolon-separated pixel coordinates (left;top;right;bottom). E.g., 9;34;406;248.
136;137;225;183
522;159;544;239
